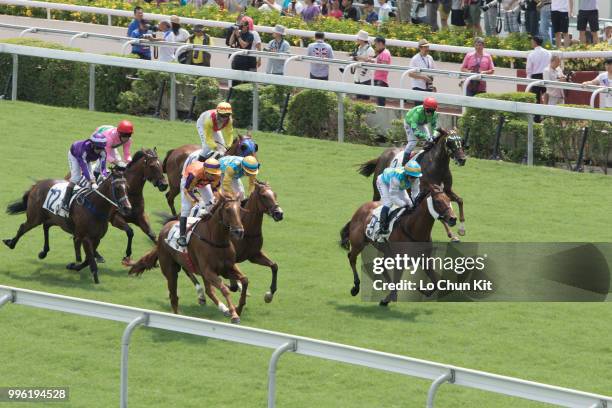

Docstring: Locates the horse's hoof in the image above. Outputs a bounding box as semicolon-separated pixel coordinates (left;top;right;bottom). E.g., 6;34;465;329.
121;257;133;267
3;239;15;249
198;297;206;305
93;273;100;284
458;229;466;236
38;251;47;259
379;300;389;307
96;256;105;264
350;286;360;297
229;284;240;292
231;317;241;324
451;237;461;243
66;263;77;270
264;292;274;303
223;310;231;318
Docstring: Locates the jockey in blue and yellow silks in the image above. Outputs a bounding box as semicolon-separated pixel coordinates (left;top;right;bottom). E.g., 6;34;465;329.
375;160;422;234
219;155;259;201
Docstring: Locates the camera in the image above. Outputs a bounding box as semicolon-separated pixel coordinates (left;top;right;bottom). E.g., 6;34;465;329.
564;70;576;82
149;24;159;33
480;0;500;12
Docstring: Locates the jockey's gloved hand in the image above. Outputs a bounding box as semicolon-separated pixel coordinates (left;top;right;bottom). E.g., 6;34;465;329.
91;182;98;190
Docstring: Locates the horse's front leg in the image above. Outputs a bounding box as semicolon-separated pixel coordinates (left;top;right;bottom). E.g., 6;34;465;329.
448;189;465;236
136;212;157;243
82;237;100;284
110;212;134;266
440;220;460;242
249;250;278;303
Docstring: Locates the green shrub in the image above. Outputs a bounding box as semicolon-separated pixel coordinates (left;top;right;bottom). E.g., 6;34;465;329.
229;83;254;129
193;76;221;114
117;70;169;116
287;89;337;139
344;100;377;145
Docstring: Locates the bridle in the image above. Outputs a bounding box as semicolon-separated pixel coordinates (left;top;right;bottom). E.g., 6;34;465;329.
193;197;243;248
427;189;452;220
141;150;166;188
216;197;243;235
79;172;129;213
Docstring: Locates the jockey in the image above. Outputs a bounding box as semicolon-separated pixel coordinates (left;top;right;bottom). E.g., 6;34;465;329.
219;155;259;201
375;160;422;235
402;97;439;165
196;102;235;161
92;120;134;166
177;158;222;247
61;133;109;212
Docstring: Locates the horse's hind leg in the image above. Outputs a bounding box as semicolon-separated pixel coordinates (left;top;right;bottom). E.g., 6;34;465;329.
38;224;51;259
182;268;206;305
82;237;100;284
203;278;230;317
3;218;40;250
228;264;248;316
159;250;181;313
348;236;366;297
248;251;278;303
165;187;178;217
110;212;134;265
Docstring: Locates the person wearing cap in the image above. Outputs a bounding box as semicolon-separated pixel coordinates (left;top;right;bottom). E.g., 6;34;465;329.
188;24;212;67
168;15;190;63
219;155;260;201
177;158;222;246
351;30;375;99
460;37;495;96
266;25;291;75
526;35;551;108
408;39;436;104
196;102;235;161
402;97;439;165
229;18;256;74
582;58;612;108
307;32;334;80
90;120;135;167
369;36;391;106
603;22;612;44
362;0;379;24
130;19;153;60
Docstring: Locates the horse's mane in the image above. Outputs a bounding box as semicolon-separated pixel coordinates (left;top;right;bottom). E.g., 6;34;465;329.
126;149;156;169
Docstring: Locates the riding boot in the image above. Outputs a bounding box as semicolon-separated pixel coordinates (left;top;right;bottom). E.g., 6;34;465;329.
379;206;390;234
177;217;188;247
61;183;75;212
401;151;411;166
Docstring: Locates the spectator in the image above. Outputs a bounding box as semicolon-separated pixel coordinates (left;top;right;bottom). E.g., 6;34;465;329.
439;0;451;29
551;0;573;48
543;54;567;105
465;0;483;33
370;36;391;106
450;0;466;27
604;22;612;44
127;6;144;37
130;20;153;60
188;24;212;67
526;35;551;104
155;20;174;62
283;0;305;16
168;16;190;43
227;0;247;13
229;18;256;73
259;0;283;12
363;0;379;24
577;0;599;45
409;39;436;104
321;0;330;16
342;0;361;21
377;0;393;23
523;0;539;37
266;25;291;75
241;16;262;70
301;0;321;22
582;58;612;108
425;0;439;31
483;1;498;36
397;0;413;23
328;0;343;18
306;32;334;80
460;37;495;96
538;0;552;43
502;0;521;33
352;30;376;99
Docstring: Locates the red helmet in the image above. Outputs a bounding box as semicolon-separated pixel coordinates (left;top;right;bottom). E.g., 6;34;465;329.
423;97;438;111
117;120;134;135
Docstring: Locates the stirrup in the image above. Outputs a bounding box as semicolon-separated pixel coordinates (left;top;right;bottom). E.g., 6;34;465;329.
177;236;187;247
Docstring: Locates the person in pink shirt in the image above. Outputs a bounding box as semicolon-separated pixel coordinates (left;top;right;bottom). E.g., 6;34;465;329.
460;37;495;96
370;36;391;106
91;120;134;166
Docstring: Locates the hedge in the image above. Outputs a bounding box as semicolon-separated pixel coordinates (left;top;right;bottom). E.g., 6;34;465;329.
2;0;609;69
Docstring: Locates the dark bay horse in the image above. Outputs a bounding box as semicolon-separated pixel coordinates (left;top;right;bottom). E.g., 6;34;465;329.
73;149;168;266
129;193;247;323
357;129;467;240
339;185;456;305
162;135;257;216
4;167;132;284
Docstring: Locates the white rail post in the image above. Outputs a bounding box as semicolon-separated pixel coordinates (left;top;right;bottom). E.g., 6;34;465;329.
120;314;148;408
0;293;13;308
170;73;177;121
88;64;95;111
252;82;259;132
46;8;51;19
589;87;609;108
342;62;360;83
267;341;297;408
527;114;534;166
122;40;139;55
19;27;36;37
426;369;455;408
399;68;418;109
283;55;302;77
462;74;481;114
337;92;345;143
173;44;193;63
11;54;18;101
107;14;112;26
525;79;545;94
69;32;88;47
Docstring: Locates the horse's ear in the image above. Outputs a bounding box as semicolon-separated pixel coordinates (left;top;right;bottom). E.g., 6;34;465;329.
154;146;157;154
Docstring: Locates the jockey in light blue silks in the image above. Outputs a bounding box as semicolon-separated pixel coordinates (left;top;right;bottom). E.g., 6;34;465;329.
375;160;422;234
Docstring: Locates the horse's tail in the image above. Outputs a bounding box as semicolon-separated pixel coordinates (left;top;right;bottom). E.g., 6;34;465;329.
339;221;351;251
357;157;379;178
162;149;174;173
6;190;30;215
129;247;159;276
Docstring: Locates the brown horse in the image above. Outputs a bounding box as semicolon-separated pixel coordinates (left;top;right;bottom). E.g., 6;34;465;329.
129;193;247;323
357;129;467;240
162;134;257;216
73;149;169;265
4;167;132;284
339;184;456;305
181;181;284;305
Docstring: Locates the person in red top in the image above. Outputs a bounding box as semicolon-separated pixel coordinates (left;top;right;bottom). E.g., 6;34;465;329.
178;158;222;246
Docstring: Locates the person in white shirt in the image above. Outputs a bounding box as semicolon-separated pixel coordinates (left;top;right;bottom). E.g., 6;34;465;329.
543;54;567;105
154;20;175;63
408;39;436;103
352;30;376;100
551;0;573;48
582;58;612;108
377;0;392;23
526;36;551;104
602;22;612;45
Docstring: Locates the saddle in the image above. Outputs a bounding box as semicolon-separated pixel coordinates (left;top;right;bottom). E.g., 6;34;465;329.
165;217;201;253
365;205;406;243
42;182;87;218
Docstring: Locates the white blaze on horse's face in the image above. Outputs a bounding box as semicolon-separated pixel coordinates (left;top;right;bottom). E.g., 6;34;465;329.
426;196;441;220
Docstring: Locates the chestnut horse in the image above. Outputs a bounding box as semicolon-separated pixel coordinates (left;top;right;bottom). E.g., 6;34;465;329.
129;193;248;323
162;135;258;216
357;129;467;240
4;167;132;284
339;184;456;305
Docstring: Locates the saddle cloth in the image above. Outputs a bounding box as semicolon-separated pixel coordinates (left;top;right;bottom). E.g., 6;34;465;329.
389;149;425;168
165;216;201;253
183;149;203;173
42;182;87;218
366;205;406;243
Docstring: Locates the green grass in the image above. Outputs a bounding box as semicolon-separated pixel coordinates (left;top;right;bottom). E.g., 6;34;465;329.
0;101;611;408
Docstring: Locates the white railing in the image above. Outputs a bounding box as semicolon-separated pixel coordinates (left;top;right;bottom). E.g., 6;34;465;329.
1;285;610;408
1;43;611;166
2;0;612;60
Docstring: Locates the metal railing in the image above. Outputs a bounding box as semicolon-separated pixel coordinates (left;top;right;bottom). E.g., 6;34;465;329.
2;0;612;60
1;285;610;408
